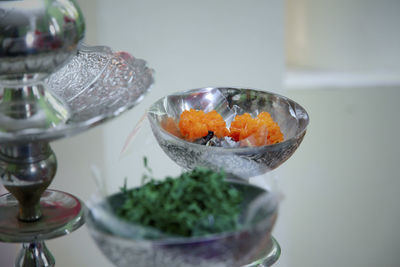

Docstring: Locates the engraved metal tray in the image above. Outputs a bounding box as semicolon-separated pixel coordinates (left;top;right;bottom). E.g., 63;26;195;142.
0;44;154;143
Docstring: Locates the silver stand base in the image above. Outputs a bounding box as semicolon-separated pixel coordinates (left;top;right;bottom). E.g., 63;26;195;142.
0;190;85;267
0;190;84;242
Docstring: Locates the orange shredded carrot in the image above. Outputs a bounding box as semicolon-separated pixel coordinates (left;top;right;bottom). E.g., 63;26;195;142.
178;109;208;141
178;109;229;141
204;110;229;138
257;112;284;145
172;109;284;145
229;112;284;146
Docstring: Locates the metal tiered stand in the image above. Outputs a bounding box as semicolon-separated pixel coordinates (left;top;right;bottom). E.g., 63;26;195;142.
0;1;309;267
0;1;153;266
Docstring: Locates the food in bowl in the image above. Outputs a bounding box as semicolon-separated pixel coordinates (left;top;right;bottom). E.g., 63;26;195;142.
147;87;309;178
117;166;243;237
162;109;284;147
85;165;280;267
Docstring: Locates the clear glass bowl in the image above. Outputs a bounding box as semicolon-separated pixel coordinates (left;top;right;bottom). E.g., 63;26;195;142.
147;87;309;179
85;179;279;267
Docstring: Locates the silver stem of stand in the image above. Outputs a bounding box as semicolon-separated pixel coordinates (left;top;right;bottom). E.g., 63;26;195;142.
15;241;55;267
0;142;57;221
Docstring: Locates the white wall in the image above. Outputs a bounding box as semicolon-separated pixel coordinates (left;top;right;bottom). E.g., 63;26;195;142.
286;0;400;72
279;87;400;267
283;2;400;267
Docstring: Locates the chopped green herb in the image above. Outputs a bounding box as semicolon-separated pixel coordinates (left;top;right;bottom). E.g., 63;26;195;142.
117;166;242;237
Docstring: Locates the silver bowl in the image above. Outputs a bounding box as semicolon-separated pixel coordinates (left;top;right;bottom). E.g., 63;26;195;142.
85;180;279;267
147;87;309;179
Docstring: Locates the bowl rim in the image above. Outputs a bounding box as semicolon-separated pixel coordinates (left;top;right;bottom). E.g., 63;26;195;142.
147;86;309;153
85;179;278;245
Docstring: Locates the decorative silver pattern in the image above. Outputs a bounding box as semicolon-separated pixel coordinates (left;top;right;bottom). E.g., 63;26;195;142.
0;44;154;143
89;229;273;267
147;87;309;179
49;45;153;122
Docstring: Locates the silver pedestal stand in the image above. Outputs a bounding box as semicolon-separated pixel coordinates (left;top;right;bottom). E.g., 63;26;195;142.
0;1;154;266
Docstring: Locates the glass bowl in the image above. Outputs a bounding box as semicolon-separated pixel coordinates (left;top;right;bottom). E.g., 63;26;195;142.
85;179;279;267
147;87;309;179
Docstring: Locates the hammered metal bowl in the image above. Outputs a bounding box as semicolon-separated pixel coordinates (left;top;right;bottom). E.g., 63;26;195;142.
147;87;309;179
85;180;279;267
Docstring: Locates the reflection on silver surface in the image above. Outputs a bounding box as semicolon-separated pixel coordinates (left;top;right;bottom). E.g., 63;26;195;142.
15;241;55;267
243;237;281;267
0;0;86;138
85;180;278;267
0;83;71;133
0;0;85;84
147;87;309;179
0;142;57;221
0;189;84;242
0;44;154;143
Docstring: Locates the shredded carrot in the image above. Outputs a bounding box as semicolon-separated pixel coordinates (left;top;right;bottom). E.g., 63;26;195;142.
169;109;284;146
204;110;229;138
178;109;208;141
229;112;284;146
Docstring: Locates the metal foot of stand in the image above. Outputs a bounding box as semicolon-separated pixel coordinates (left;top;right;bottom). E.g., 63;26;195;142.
0;189;85;267
257;237;281;267
16;241;55;267
244;236;281;267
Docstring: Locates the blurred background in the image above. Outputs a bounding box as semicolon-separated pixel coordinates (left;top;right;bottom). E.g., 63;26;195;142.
1;0;400;266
